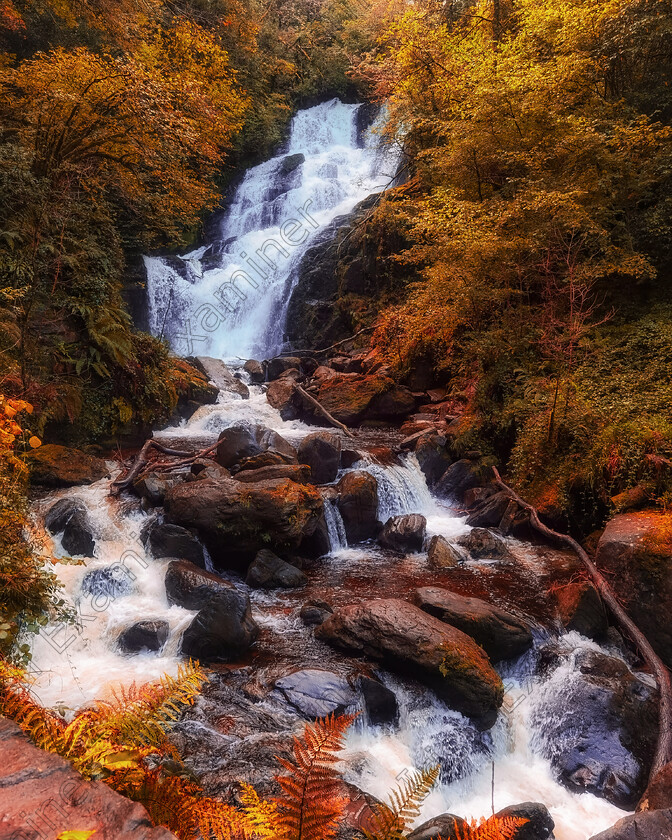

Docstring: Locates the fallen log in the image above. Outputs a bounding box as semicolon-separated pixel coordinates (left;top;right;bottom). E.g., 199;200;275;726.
110;439;218;495
492;466;672;781
293;384;356;439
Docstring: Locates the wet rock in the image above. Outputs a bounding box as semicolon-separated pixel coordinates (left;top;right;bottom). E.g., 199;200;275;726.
495;802;554;840
0;717;177;840
192;356;249;399
435;459;483;501
165;559;258;661
595;513;672;667
215;423;297;469
243;358;265;383
556;581;608;640
414;431;453;487
315;374;415;426
28;444;108;487
336;470;380;542
171;358;219;422
118;620;169;653
266;378;300;420
378;514;426;553
414;586;533;662
639;761;672;810
267;356;303;380
189;460;231;481
407;813;468;840
316;599;504;727
281;152;305;173
82;565;134;600
143;522;206;568
589;809;672;840
531;647;658;809
246;549;307;589
236;450;298;471
133;471;183;506
427;535;463;569
358;676;398;726
466;490;512;528
298;431;342;484
300;598;334;626
232;464;311;484
457;528;513;560
165;477;323;562
274;668;357;718
45;497;96;556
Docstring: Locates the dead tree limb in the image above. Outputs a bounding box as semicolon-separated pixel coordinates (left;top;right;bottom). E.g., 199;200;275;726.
279;327;376;358
492;466;672;781
294;384;355;439
110;439;217;495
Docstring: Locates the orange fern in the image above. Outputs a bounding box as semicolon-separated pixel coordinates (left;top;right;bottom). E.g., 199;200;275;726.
453;815;528;840
272;712;357;840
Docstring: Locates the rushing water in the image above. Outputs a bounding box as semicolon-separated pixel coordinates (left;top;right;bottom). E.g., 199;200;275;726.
24;100;632;839
145;99;397;361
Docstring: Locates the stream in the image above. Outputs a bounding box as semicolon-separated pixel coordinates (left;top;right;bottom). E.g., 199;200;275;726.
24;100;638;839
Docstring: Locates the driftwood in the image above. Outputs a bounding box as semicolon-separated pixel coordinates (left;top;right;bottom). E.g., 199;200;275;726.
293;384;355;439
110;439;219;495
269;327;376;359
492;467;672;781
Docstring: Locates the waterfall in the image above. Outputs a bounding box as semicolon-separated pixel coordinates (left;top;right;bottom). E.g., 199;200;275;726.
323;497;348;553
145;99;397;361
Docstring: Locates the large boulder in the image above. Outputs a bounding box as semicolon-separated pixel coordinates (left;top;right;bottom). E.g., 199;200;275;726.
165;477;323;562
595;513;672;667
45;497;96;556
118;620;169;654
316;599;504;727
358;676;398;726
246;549;307;589
457;528;512;560
414;587;533;662
28;444;108;487
427;535;463;569
142;522;206;568
413;431;453;488
435;459;483;501
531;647;658;809
215;423;297;470
274;668;358;718
231;464;311;484
164;559;258;661
640;761;672;810
267;356;303;380
466;491;513;529
192;356;249;399
298;432;342;484
243;359;265;383
556;581;608;640
133;471;184;506
336;470;379;542
378;514;427;553
266;378;300;420
315;374;415;426
589;809;672;840
494;803;554;840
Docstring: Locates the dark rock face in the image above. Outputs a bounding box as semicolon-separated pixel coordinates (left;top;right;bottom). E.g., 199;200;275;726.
531;647;658;809
300;598;334;626
165;559;258;662
243;358;265;383
414;586;533;662
133;471;183;507
267;356;303;380
589;809;672;840
358;676;398;726
215;423;297;469
143;522;206;567
281;153;305;174
427;535;462;568
435;459;483;501
336;470;379;542
595;513;672;667
118;620;169;653
457;528;512;560
316;599;503;728
556;581;608;640
407;813;468;840
378;514;427;553
274;668;357;718
165;476;323;561
495;802;555;840
0;717;177;839
298;431;342;484
266;378;300;420
27;444;109;487
231;464;311;484
466;490;512;528
45;497;96;556
246;549;307;589
82;565;133;600
414;431;453;488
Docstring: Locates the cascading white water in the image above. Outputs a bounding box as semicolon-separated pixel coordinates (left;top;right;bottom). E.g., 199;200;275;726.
144;99;397;361
323;498;348;553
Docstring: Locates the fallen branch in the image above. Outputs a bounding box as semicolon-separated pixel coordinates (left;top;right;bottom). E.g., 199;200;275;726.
293;384;355;439
281;327;376;358
492;466;672;781
110;439;218;495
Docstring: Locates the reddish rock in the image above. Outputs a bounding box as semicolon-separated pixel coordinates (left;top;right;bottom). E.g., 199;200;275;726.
336;470;379;542
315;374;415;426
0;717;176;839
297;431;342;484
266;379;299;420
639;761;672;811
27;444;109;487
232;464;311;484
427;535;462;569
556;581;608;640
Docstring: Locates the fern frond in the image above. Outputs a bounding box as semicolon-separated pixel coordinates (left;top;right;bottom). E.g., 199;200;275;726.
455;815;529;840
239;782;279;840
362;766;440;840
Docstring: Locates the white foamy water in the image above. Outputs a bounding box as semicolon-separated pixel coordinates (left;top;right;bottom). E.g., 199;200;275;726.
145;99;397;361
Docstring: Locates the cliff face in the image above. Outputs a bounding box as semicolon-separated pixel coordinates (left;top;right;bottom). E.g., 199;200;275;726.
0;717;177;840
